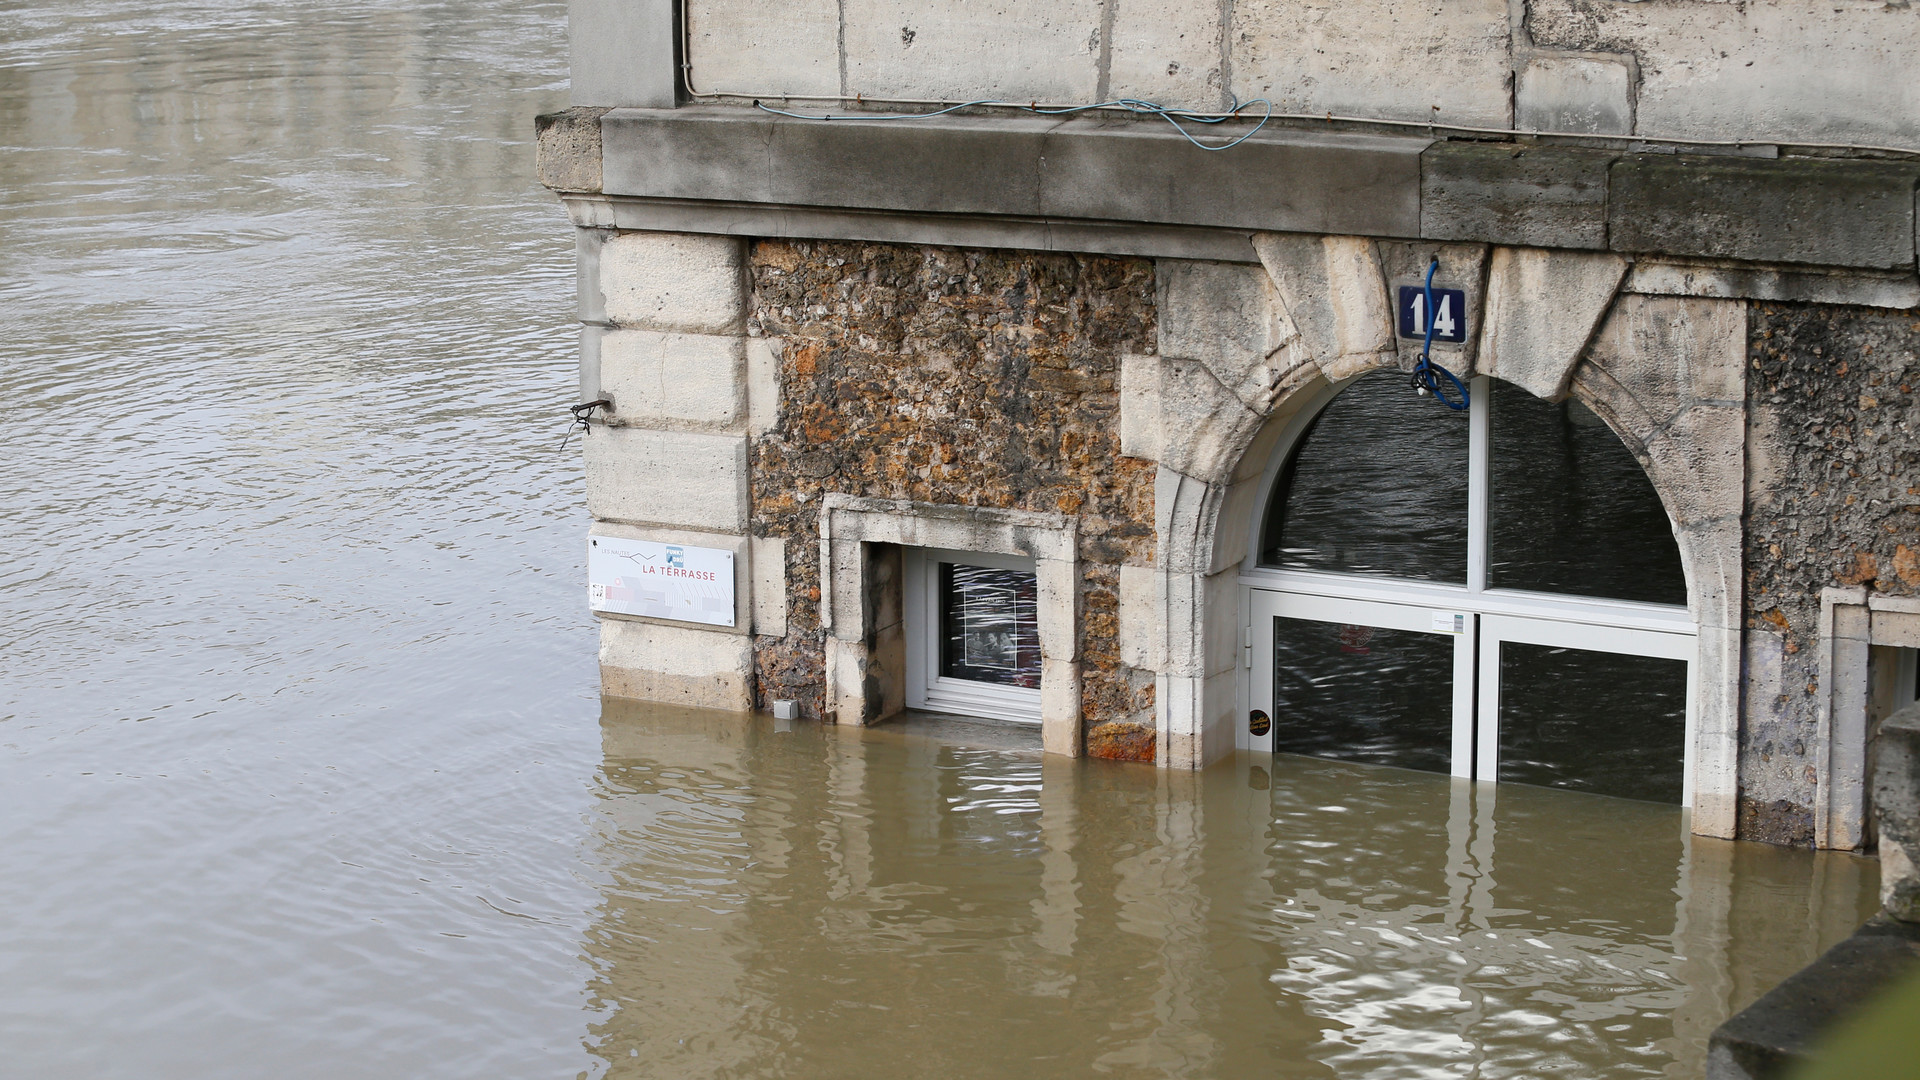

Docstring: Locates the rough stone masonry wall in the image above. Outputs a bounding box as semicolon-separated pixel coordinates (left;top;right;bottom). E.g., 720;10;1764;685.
745;239;1161;760
1743;303;1920;845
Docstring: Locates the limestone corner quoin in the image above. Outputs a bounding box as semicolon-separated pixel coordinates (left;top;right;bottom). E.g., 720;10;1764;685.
535;0;1920;849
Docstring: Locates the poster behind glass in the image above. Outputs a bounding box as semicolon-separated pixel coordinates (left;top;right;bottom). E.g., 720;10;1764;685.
939;563;1041;688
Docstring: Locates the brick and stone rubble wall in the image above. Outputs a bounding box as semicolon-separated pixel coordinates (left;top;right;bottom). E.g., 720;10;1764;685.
1742;303;1920;845
743;239;1162;760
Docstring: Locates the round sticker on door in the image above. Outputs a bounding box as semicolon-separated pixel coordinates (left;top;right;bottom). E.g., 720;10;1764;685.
1248;710;1271;737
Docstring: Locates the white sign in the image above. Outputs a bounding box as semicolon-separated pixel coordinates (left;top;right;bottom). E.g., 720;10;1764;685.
588;535;735;627
1431;611;1466;635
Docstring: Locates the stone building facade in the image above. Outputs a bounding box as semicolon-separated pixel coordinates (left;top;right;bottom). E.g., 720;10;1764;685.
542;0;1920;848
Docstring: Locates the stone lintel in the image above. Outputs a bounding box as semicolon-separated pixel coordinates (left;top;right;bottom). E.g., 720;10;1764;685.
540;106;1920;277
1611;154;1920;271
597;106;1429;238
1421;140;1615;251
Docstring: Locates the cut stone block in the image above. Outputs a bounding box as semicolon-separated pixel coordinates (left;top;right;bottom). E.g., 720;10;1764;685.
583;426;749;532
1516;53;1635;136
600;231;747;334
600;617;755;711
599;330;745;430
1480;247;1628;401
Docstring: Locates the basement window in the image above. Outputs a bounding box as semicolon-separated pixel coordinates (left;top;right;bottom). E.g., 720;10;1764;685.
903;548;1042;724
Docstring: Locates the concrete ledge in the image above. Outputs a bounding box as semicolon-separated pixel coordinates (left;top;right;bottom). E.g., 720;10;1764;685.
539;104;1920;283
1707;915;1920;1079
563;194;1264;263
1611;155;1920;270
598;106;1429;239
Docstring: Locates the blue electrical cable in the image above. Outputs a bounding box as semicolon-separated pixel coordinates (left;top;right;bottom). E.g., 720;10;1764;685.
754;95;1274;152
1410;258;1470;411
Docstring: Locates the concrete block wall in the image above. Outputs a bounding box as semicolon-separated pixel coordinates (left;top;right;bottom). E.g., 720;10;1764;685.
597;0;1920;151
580;228;770;711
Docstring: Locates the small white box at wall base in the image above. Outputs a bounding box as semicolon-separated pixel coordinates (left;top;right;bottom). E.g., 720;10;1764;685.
771;699;800;721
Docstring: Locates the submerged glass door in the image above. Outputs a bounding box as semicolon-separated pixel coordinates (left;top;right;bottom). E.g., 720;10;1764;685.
1477;615;1695;805
1249;591;1475;777
1245;371;1698;805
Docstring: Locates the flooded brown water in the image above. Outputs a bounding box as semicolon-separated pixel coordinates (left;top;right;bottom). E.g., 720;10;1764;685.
0;1;1880;1077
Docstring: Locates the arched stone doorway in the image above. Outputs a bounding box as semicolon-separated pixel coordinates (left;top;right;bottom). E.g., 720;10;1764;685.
1244;369;1694;804
1123;237;1746;836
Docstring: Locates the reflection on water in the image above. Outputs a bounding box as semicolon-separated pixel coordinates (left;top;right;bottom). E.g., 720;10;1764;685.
589;703;1876;1079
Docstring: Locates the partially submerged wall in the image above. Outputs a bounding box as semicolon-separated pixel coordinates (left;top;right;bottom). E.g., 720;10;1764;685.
1742;303;1920;844
745;239;1162;759
665;0;1920;149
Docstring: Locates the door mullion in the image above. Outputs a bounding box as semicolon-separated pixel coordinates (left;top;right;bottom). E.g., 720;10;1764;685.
1475;625;1502;783
1451;612;1477;779
1466;375;1490;594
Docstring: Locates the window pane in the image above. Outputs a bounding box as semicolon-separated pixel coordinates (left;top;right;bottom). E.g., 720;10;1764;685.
1488;380;1687;606
1271;617;1455;774
939;563;1040;688
1261;371;1469;583
1498;642;1687;803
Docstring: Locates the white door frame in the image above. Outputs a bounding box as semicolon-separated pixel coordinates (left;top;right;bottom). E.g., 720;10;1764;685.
1246;589;1476;776
1475;613;1698;805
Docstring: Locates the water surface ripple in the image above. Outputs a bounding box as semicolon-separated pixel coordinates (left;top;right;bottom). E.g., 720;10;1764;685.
0;3;1878;1078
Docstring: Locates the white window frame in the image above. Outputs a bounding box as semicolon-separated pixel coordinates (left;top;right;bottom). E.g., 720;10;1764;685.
1239;374;1701;804
903;547;1043;725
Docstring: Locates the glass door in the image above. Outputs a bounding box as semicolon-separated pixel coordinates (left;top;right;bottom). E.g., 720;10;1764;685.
1477;615;1695;805
1244;370;1699;805
1249;591;1475;778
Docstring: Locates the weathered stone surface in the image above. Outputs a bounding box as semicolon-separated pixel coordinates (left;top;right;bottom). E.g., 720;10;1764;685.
1742;303;1920;840
583;426;750;531
1420;142;1615;252
1229;0;1513;128
599;330;745;430
1876;704;1920;921
1118;353;1162;461
1086;720;1155;762
535;107;606;194
1515;53;1634;136
747;239;1157;745
840;0;1102;103
1157;259;1293;404
746;336;782;436
600;231;747;334
1376;240;1489;376
1706;915;1920;1080
684;0;840;98
1251;233;1395;381
599;106;1430;239
569;0;678;108
1039;657;1084;757
1528;0;1920;150
1480;247;1627;399
1116;563;1160;670
1610;156;1920;271
600;617;755;712
1105;0;1223;110
1623;260;1920;312
1151;358;1265;486
750;535;787;638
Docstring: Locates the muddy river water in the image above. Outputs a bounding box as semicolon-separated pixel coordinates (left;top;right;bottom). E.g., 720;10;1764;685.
0;2;1880;1077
